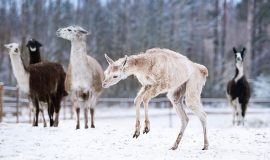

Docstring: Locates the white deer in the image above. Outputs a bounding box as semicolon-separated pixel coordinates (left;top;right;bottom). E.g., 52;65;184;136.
56;25;104;129
102;48;209;150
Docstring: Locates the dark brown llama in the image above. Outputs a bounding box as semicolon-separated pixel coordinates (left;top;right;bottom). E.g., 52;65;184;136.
5;43;67;127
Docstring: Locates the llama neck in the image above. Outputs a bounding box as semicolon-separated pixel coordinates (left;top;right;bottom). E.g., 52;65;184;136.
29;49;41;64
9;54;30;93
234;62;244;82
70;40;91;90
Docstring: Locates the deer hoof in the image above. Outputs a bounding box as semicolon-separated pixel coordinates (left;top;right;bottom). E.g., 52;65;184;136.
170;146;178;150
143;127;150;134
91;124;95;128
202;146;208;150
133;130;140;138
76;125;80;130
85;125;88;129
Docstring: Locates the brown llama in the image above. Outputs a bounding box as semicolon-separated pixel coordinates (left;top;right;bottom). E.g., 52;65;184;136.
5;43;67;127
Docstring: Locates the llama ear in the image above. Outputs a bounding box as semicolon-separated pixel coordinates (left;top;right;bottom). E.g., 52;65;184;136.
104;54;114;65
242;47;246;53
78;29;90;35
37;41;43;48
4;44;10;49
122;55;128;67
233;47;237;53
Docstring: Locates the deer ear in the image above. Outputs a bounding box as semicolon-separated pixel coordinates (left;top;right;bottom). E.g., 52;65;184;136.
122;55;128;67
104;54;114;65
233;47;237;53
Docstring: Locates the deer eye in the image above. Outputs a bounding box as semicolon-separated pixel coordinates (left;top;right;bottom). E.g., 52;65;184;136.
14;48;18;53
113;75;118;79
68;29;71;31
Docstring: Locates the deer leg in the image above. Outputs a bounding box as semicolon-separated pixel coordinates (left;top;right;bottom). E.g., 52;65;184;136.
191;105;209;150
142;98;150;134
133;86;147;138
167;83;189;150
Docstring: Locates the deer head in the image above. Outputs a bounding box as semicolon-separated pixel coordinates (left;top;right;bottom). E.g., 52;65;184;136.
102;54;129;88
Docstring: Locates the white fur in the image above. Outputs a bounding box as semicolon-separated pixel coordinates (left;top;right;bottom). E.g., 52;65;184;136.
235;52;244;82
30;47;36;52
70;41;92;91
6;44;30;93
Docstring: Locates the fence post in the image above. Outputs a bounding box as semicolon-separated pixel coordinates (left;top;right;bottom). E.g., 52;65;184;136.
0;82;4;122
29;101;32;124
63;98;66;120
169;102;173;128
16;85;20;123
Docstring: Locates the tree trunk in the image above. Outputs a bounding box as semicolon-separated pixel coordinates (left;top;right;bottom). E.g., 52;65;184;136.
246;0;254;78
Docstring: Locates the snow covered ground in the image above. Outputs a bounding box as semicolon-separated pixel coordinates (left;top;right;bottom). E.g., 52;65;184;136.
0;107;270;160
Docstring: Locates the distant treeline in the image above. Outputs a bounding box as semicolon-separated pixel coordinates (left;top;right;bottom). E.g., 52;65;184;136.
0;0;269;98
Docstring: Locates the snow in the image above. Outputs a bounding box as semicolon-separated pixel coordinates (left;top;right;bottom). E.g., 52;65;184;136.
0;107;270;160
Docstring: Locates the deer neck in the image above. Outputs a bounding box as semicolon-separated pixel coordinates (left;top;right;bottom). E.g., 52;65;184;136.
9;54;29;93
126;60;155;86
70;40;91;90
234;62;244;82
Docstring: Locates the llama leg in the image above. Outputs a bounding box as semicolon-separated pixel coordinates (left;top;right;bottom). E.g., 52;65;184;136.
133;87;147;138
235;101;242;126
228;97;236;125
33;98;39;127
90;108;95;128
76;107;80;129
40;106;47;127
31;103;36;127
53;99;61;127
48;98;54;127
90;99;96;128
84;107;89;129
241;103;247;126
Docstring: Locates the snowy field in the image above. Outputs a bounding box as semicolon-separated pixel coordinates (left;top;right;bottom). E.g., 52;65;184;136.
0;107;270;160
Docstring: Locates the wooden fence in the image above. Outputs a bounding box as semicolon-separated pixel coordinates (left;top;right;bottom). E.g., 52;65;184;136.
0;83;270;123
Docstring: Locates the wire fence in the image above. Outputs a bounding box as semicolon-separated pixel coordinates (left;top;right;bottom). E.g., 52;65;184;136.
0;83;270;124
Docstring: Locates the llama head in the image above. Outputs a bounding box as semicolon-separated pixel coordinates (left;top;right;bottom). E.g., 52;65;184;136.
102;54;129;88
233;47;245;63
26;39;42;52
4;43;20;55
56;25;90;41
